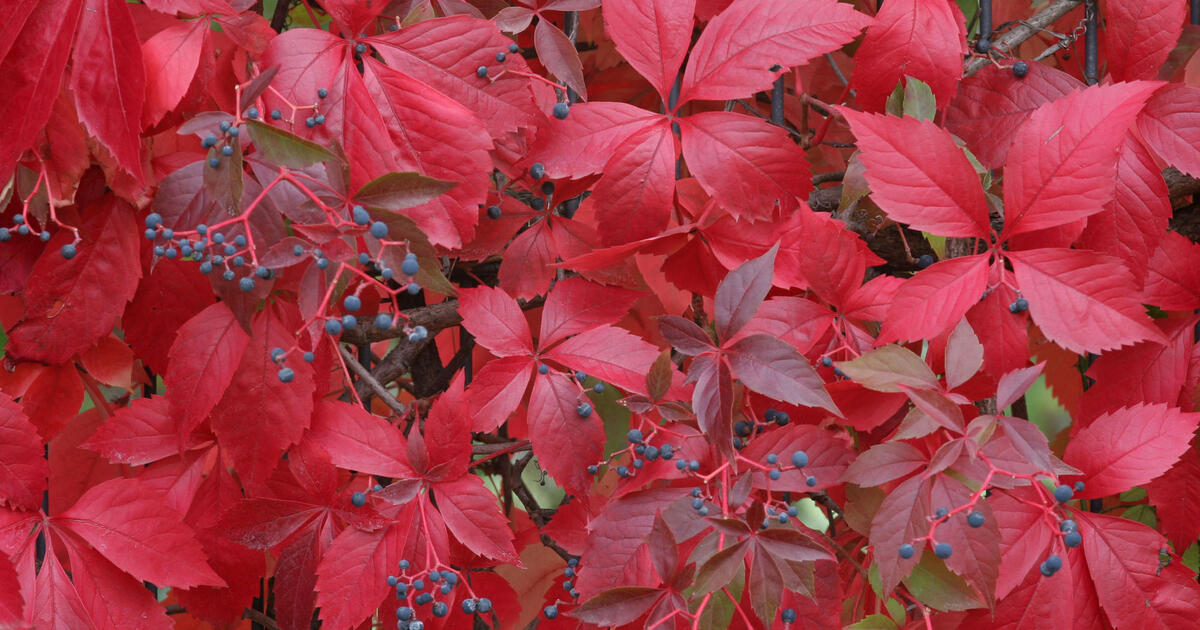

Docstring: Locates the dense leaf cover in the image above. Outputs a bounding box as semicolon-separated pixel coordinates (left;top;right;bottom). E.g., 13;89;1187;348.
2;0;1200;628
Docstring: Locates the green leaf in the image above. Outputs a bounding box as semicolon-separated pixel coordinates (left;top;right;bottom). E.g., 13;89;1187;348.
901;554;985;612
353;172;456;211
246;120;336;168
846;614;900;629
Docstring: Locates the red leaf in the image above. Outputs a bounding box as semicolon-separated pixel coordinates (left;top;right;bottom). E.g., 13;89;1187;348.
141;19;207;127
1063;403;1200;498
433;474;519;563
966;284;1031;380
1147;454;1200;549
945;64;1082;169
544;326;675;396
740;424;854;493
71;0;145;182
880;254;989;344
725;334;837;414
322;0;389;36
498;219;557;300
930;474;1000;608
681;112;812;221
868;475;932;596
7;198;141;365
714;244;778;342
535;102;662;179
601;0;694;101
307;401;415;479
1138;84;1200;178
658;315;716;356
732;296;833;356
64;542;173;630
124;254;217;376
0;392;47;511
692;355;735;459
458;285;534;357
527;372;604;495
370;16;539;138
423;372;471;476
540;277;642;348
572;587;664;626
1007;248;1164;354
32;549;91;629
575;487;689;597
362;60;492;249
54;478;224;588
1077;511;1177;630
996;364;1045;412
841;441;926;487
534;18;587;100
774;208;884;305
165;302;251;440
1080;317;1194;420
314;525;399;630
0;0;82;182
592;120;678;245
81;396;198;466
849;0;965;111
0;552;19;625
988;550;1074;630
210;309;315;485
466;356;534;432
1106;0;1186;82
678;0;868;103
840;110;990;238
1145;231;1200;310
1002;82;1160;239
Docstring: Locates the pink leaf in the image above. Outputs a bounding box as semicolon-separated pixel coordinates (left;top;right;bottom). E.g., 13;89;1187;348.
81;397;197;466
433;474;519;563
534;102;662;179
165;302;251;440
725;334;837;414
1001;82;1160;239
1105;0;1186;82
731;296;833;356
71;0;145;182
141;19;207;127
1144;231;1200;310
840;110;990;238
1147;455;1200;549
774;208;884;305
0;392;48;511
466;356;534;432
869;474;932;596
841;441;926;487
573;587;664;626
544;326;674;396
849;0;966;112
679;112;811;221
741;424;854;493
0;552;19;625
880;254;989;344
6;199;141;365
527;372;604;495
534;18;587;99
996;364;1046;411
714;244;778;342
1063;403;1200;498
1007;248;1164;354
540;277;643;348
307;401;415;479
576;487;689;597
592;120;678;245
930;474;1000;607
601;0;695;101
945;64;1082;169
691;355;735;459
55;478;224;588
1138;84;1200;178
457;285;534;357
990;488;1052;599
678;0;868;103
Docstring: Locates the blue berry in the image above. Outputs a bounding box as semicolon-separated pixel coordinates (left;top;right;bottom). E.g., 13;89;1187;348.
632;459;643;468
1039;562;1056;577
412;579;425;590
778;513;788;523
934;542;953;559
1060;519;1077;533
60;243;78;259
223;126;238;137
305;117;316;128
325;319;343;335
787;506;799;517
544;605;558;619
409;622;424;630
397;606;413;620
477;599;492;613
486;205;501;219
553;102;569;119
342;314;358;329
1074;481;1085;492
821;356;834;367
212;232;226;244
529;163;545;180
221;145;234;157
432;602;448;617
222;269;236;282
806;476;818;487
576;403;593;418
967;511;985;528
406;283;420;294
461;599;477;614
401;257;419;276
587;465;598;474
314;114;325;125
234;234;247;247
775;411;790;426
317;257;329;269
781;608;797;623
232;256;245;267
564;567;575;577
935;507;949;519
627;429;643;443
476;66;488;77
164;247;177;258
351;492;366;506
208;157;221;168
697;506;709;516
344;295;361;311
255;266;271;279
899;543;915;559
270;347;286;361
769;470;781;481
428;571;441;582
593;383;605;393
224;245;236;256
1013;61;1029;78
247;107;259;119
688;460;700;471
691;488;702;498
278;367;295;382
568;557;578;567
644;446;659;460
352;205;370;226
1053;484;1073;503
496;52;507;62
1044;554;1062;572
375;313;392;329
144;228;157;240
415;593;432;605
11;215;23;225
199;261;213;274
303;351;315;362
445;573;457;585
16;225;28;236
1064;531;1082;547
537;363;549;374
509;43;519;53
370;221;388;238
317;88;328;98
399;560;411;570
153;246;165;256
734;420;751;437
355;42;367;54
219;121;231;132
271;109;282;120
766;453;779;465
575;371;587;382
386;575;398;587
675;460;687;470
791;451;809;468
616;466;630;477
202;135;217;148
660;444;674;459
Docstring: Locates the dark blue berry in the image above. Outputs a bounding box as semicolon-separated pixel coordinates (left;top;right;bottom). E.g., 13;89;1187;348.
406;283;420;294
476;66;488;77
576;403;593;418
509;43;519;53
314;114;325;125
374;313;392;329
208;157;221;168
1053;484;1073;503
805;475;818;487
399;560;411;570
232;255;245;267
397;606;413;620
899;543;915;559
318;88;328;98
537;363;549;375
350;492;366;506
342;315;357;329
370;221;388;238
1044;554;1062;572
222;269;236;282
617;466;630;477
1060;520;1077;533
587;465;598;474
199;261;213;274
935;507;948;519
234;234;246;247
1013;61;1029;78
544;605;558;619
1064;531;1082;547
412;579;425;590
277;367;295;383
271;347;286;361
564;567;575;577
355;42;367;54
697;506;709;516
769;470;781;481
775;411;790;426
61;243;77;259
255;266;271;279
247;107;259;119
153;246;165;256
967;511;985;528
934;542;953;559
219;121;231;132
781;608;797;623
445;573;457;585
644;446;659;460
787;506;799;517
432;602;448;617
1074;481;1085;492
766;453;778;465
16;225;28;236
734;421;751;437
688;460;700;471
821;356;834;367
553;102;569;119
530;197;545;210
496;52;507;62
317;257;330;269
1039;562;1056;577
691;488;702;498
303;351;315;362
352;205;370;226
477;599;492;613
144;228;157;240
344;295;362;312
409;622;424;630
976;38;991;53
632;459;643;469
593;383;604;393
271;110;282;120
792;451;809;468
486;205;501;219
212;232;225;244
675;460;687;470
228;127;239;137
164;246;177;258
660;444;674;459
627;429;643;443
529;163;545;180
415;593;432;605
401;257;419;276
305;117;316;128
325;319;343;335
202;135;217;149
461;599;477;614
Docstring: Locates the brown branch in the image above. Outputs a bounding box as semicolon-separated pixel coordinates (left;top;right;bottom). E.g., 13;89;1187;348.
338;344;407;415
964;0;1084;76
243;608;281;630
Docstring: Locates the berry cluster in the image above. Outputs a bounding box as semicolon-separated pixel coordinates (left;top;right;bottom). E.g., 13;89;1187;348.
733;408;791;449
543;556;583;619
475;42;570;120
389;560;492;629
585;424;680;478
0;212;78;259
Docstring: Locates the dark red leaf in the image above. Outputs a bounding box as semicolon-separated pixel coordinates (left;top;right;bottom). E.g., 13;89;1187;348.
714;244;778;343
